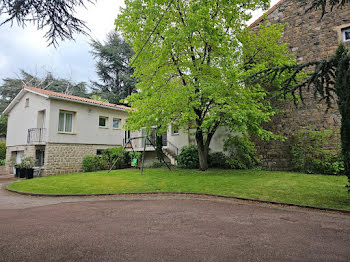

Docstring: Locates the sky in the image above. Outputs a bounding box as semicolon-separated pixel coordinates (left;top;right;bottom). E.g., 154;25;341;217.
0;0;278;86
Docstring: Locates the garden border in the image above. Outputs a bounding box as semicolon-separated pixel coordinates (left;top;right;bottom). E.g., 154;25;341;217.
6;185;350;214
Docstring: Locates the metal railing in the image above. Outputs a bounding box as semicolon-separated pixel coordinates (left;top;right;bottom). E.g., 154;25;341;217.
165;140;178;157
122;135;178;157
27;128;47;144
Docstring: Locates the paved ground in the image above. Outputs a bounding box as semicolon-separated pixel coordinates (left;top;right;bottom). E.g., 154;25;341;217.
1;178;350;261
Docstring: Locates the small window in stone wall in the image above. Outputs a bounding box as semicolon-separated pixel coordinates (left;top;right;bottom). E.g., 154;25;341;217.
341;27;350;42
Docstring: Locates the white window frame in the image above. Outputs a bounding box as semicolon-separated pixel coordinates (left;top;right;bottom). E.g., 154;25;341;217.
99;116;108;128
112;118;121;129
341;27;350;42
58;111;74;133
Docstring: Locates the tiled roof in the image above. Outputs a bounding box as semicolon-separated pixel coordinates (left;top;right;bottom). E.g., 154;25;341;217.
23;85;131;111
248;0;286;29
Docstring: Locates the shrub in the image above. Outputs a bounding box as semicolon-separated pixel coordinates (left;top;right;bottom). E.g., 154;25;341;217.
82;147;135;172
177;145;199;169
223;135;259;169
291;128;343;175
102;147;129;169
0;159;5;166
16;157;36;169
150;161;169;168
208;152;229;168
0;142;6;160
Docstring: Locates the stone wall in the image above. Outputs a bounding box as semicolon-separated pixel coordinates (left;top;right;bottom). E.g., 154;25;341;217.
43;143;119;176
250;0;350;170
5;145;37;174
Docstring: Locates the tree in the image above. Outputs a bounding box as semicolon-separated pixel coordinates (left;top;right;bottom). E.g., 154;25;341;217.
0;70;89;112
116;0;295;170
305;0;350;17
252;44;350;189
90;32;136;104
0;0;93;46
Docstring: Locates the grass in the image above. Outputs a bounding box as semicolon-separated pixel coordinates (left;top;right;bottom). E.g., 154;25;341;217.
7;168;350;210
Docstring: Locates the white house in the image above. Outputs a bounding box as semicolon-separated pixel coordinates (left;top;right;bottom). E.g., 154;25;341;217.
4;86;227;175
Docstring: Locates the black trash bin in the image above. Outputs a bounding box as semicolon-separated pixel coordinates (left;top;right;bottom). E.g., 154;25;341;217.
24;168;34;179
16;168;26;178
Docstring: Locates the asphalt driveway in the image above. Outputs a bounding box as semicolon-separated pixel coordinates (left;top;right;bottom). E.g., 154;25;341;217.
0;179;350;261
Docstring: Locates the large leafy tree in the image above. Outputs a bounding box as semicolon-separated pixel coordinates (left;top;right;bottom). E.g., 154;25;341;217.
0;0;93;46
0;70;89;112
116;0;295;170
90;32;136;104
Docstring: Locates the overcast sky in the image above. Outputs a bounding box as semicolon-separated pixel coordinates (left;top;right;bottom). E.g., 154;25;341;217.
0;0;278;86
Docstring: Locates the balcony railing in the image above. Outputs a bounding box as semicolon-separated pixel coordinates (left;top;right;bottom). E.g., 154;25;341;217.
27;128;47;144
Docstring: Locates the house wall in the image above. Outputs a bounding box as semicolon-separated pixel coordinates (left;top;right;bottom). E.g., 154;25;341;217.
251;0;350;169
6;92;50;147
43;143;118;176
48;99;129;145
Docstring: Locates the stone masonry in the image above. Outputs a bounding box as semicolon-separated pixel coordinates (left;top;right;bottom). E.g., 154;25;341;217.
43;143;119;176
250;0;350;170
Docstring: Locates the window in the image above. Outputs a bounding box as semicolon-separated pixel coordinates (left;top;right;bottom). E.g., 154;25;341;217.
99;116;108;127
342;27;350;42
25;98;29;108
96;149;103;155
113;118;121;128
36;149;45;166
171;124;179;135
58;111;74;133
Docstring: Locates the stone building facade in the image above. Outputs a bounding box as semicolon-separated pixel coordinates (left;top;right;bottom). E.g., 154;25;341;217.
249;0;350;169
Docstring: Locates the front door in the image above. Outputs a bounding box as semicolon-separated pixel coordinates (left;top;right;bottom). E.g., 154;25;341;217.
16;151;24;164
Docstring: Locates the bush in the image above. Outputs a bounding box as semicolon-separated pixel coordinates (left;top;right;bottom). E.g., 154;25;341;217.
82;155;108;172
0;159;5;165
0;142;6;160
223;135;259;169
208;152;229;168
177;145;199;169
103;147;130;169
82;147;137;172
291;128;344;175
150;161;169;168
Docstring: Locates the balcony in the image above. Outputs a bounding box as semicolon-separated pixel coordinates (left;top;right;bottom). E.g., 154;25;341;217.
27;128;47;144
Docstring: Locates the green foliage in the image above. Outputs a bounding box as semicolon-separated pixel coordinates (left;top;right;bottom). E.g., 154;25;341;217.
82;155;108;172
0;142;6;160
90;32;136;104
0;159;5;166
150;161;169;168
208;152;229;169
91;95;109;103
177;145;199;169
254;44;350;188
0;70;89;112
0;116;7;137
116;0;295;170
16;157;36;169
224;135;259;169
82;147;134;172
102;147;130;169
291;128;344;175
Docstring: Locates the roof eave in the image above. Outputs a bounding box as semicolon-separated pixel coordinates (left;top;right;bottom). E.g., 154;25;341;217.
48;96;130;112
3;89;48;115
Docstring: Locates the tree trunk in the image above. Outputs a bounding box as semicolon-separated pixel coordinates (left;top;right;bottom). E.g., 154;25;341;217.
195;129;209;171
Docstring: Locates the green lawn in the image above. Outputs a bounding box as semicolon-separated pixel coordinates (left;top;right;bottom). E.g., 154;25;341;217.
7;168;350;210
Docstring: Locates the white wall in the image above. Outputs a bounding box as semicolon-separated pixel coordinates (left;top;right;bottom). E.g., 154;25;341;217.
48;99;130;145
6;92;50;147
166;126;190;152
